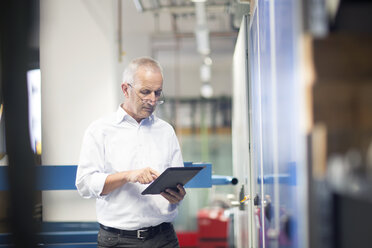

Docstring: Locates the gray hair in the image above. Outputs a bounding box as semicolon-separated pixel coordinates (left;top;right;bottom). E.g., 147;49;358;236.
122;57;163;86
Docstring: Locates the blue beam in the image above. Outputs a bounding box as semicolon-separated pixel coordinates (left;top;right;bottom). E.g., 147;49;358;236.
0;163;216;191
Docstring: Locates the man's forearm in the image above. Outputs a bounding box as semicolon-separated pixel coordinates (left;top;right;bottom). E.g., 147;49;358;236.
101;172;128;195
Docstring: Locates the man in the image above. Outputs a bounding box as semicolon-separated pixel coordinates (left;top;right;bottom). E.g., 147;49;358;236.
76;57;185;248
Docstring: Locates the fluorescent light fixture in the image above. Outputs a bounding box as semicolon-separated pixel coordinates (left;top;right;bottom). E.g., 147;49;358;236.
27;69;42;154
200;83;213;98
204;56;213;66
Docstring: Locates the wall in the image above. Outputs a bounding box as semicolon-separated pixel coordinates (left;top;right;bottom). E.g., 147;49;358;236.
40;0;118;221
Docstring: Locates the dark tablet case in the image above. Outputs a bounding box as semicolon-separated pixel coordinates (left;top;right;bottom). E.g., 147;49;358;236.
141;167;204;195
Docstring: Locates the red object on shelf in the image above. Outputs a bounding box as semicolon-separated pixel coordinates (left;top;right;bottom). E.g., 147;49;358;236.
197;208;229;248
177;231;198;248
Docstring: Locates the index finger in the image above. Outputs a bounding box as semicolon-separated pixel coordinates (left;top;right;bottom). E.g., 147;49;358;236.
149;168;160;178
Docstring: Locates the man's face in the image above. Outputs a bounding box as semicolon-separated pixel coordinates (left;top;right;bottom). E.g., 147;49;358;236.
123;67;163;122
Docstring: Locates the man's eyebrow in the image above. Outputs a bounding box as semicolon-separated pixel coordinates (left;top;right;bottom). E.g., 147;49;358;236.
140;87;162;91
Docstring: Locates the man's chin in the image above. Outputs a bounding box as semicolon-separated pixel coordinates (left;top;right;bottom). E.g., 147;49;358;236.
141;109;154;117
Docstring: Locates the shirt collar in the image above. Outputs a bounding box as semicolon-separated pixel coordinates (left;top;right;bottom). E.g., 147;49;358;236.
116;105;155;125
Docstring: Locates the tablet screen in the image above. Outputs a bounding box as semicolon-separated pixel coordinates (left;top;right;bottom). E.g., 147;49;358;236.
141;167;204;195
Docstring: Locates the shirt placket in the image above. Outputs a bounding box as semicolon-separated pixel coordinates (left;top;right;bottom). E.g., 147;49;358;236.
136;124;147;168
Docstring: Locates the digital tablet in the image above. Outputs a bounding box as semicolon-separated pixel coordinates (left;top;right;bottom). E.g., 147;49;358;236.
141;167;204;195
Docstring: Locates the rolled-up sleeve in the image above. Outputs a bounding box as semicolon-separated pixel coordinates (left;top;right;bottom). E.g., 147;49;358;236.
76;124;109;198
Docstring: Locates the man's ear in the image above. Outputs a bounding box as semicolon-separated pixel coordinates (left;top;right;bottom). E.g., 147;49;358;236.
121;83;129;98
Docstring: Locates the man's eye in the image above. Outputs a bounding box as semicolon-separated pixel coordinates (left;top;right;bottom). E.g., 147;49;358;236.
141;90;151;95
155;91;162;97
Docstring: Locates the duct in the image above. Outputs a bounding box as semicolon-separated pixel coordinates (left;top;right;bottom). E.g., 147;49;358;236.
194;1;210;55
133;0;144;12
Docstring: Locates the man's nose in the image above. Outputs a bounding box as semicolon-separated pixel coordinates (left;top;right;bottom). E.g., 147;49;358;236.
149;92;156;103
148;100;156;106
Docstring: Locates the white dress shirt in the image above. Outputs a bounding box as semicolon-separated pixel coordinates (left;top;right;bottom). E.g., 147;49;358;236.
76;106;184;230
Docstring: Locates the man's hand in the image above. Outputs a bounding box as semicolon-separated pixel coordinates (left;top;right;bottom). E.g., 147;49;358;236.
101;167;159;195
160;184;186;204
126;167;160;184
